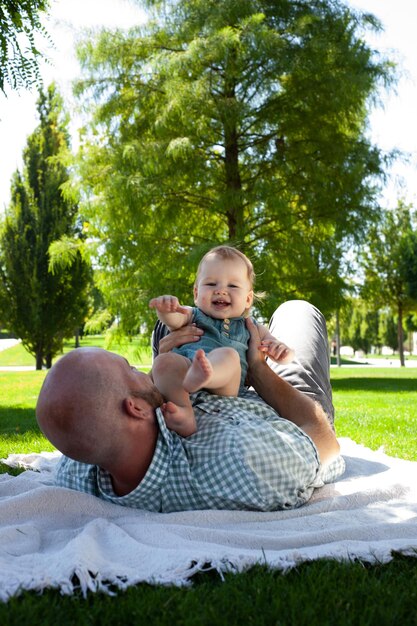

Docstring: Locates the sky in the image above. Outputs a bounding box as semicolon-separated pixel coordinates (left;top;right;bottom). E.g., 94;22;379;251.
0;0;416;211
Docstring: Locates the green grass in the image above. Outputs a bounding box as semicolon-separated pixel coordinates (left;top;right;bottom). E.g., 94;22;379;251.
0;372;51;466
331;366;417;460
0;335;153;368
2;557;417;626
1;352;417;623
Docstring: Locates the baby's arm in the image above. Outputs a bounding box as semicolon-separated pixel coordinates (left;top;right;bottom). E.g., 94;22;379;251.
256;322;295;363
149;295;193;330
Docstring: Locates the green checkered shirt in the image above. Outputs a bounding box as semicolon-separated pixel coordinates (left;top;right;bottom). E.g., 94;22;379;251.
55;390;345;512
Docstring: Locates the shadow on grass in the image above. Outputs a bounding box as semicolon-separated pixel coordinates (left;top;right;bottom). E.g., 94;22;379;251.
330;357;364;366
331;377;417;392
0;406;38;435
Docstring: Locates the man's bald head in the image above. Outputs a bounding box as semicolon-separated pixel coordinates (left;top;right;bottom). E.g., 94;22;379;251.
36;348;163;466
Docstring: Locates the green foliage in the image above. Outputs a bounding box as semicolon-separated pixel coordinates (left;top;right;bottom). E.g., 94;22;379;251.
0;0;50;94
336;295;413;360
402;226;417;301
0;84;92;369
361;202;417;365
378;310;398;352
344;300;380;355
73;0;394;333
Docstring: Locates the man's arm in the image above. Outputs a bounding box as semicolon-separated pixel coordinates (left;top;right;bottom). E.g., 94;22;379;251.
246;318;340;465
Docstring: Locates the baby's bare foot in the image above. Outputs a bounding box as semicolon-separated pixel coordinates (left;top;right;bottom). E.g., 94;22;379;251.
162;401;196;437
183;349;213;393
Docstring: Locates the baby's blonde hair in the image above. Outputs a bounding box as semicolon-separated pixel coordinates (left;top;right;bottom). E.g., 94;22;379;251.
195;245;255;288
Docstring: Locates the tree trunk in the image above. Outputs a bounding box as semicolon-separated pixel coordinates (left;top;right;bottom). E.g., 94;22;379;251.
336;309;341;367
223;54;244;241
45;353;53;369
398;304;405;367
225;127;243;240
74;328;80;348
35;350;43;370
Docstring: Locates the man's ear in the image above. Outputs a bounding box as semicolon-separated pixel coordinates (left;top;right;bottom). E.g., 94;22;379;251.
124;396;154;421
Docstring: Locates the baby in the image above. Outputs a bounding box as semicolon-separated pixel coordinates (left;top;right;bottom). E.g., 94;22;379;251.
149;245;294;436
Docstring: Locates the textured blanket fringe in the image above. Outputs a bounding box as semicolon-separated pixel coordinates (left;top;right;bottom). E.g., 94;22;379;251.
3;550;417;602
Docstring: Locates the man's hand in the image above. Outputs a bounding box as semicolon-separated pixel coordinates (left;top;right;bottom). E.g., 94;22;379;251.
158;324;204;354
149;295;190;315
245;317;340;465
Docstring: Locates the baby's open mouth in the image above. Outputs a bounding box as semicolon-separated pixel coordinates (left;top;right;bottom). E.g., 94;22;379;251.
212;299;230;307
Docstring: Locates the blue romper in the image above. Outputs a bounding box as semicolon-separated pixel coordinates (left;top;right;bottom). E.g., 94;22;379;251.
172;307;250;389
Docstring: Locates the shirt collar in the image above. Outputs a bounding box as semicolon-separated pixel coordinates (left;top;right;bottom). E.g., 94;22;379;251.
97;407;174;504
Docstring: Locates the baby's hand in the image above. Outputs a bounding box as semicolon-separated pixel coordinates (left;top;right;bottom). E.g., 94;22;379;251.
259;339;295;364
149;295;189;315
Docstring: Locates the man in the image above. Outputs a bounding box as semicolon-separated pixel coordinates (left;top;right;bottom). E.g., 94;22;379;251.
36;300;345;512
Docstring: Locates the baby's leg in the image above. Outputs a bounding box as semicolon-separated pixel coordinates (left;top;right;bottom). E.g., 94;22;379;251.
151;352;196;436
183;347;241;396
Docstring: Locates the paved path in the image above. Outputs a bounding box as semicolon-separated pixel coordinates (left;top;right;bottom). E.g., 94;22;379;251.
0;339;28;370
332;357;417;368
0;338;20;352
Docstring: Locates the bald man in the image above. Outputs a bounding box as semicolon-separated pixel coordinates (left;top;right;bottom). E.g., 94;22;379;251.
36;301;345;512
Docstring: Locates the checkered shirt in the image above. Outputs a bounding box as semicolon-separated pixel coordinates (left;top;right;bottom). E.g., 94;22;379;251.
55;390;345;512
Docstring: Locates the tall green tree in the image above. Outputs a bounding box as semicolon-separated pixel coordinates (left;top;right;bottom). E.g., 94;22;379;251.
378;310;398;354
339;297;379;356
0;0;50;94
361;202;417;366
405;314;417;355
0;84;91;369
74;0;393;330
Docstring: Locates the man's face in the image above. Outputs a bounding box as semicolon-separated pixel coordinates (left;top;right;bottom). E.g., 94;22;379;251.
113;353;164;409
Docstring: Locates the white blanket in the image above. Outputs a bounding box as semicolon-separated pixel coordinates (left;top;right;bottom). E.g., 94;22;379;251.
1;438;417;602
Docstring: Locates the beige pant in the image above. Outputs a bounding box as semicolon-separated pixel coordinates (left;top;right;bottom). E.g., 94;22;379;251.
267;300;335;427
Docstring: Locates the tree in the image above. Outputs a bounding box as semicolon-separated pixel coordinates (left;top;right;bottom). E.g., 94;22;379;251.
361;202;417;366
404;314;417;355
0;0;50;94
342;298;379;356
378;310;398;354
0;84;92;369
74;0;394;332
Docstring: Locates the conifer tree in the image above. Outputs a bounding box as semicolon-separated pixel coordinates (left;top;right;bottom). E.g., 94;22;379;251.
0;84;91;369
362;203;417;366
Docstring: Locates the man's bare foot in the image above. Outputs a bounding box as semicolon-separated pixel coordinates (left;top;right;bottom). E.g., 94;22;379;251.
183;349;213;393
161;401;196;437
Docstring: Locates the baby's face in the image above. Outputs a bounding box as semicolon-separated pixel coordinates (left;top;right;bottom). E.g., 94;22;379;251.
194;255;253;319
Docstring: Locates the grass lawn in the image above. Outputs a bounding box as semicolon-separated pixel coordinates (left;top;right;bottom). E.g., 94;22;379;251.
1;350;417;624
331;366;417;461
0;335;153;368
